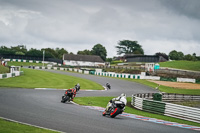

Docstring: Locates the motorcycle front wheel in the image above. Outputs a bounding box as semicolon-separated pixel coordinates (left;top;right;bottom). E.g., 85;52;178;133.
110;108;121;118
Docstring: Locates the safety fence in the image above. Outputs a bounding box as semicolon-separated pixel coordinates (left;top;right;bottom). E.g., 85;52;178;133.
131;95;200;123
33;66;161;80
34;66;91;75
95;71;160;80
4;59;62;66
0;71;24;79
134;93;200;102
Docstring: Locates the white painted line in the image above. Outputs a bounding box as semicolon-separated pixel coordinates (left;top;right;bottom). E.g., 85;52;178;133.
70;101;80;106
0;116;65;133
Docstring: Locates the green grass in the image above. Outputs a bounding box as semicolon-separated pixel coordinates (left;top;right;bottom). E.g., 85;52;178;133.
74;97;200;127
0;118;57;133
110;60;123;65
173;101;200;108
0;65;9;74
120;78;200;95
159;60;200;71
7;61;47;67
0;68;103;90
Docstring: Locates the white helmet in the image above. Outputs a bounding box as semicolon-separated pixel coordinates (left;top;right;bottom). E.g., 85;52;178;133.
120;93;126;97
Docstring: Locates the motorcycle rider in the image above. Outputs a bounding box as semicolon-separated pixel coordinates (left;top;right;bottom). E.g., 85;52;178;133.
105;93;127;112
75;83;80;91
64;87;77;101
106;82;111;89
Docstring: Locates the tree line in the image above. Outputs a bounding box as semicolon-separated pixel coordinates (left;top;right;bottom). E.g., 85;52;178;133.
169;50;199;61
0;44;107;61
0;40;199;62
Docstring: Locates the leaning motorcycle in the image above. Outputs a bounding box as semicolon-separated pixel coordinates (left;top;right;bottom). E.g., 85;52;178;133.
61;90;74;103
106;83;111;89
102;101;125;118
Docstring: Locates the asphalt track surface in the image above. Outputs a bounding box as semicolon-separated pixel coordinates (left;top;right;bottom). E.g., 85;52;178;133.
0;69;198;133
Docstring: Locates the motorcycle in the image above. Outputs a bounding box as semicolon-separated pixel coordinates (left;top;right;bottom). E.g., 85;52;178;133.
61;90;74;103
106;83;111;89
102;101;125;118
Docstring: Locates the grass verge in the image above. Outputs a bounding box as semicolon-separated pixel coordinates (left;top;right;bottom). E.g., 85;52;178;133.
0;68;103;90
159;60;200;71
74;97;200;127
0;118;57;133
121;78;200;95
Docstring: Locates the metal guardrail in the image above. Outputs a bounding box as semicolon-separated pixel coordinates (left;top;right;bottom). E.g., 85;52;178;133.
134;93;200;102
132;95;200;123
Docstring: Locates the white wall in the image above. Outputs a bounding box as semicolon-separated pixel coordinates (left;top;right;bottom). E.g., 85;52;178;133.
177;78;196;83
63;60;105;66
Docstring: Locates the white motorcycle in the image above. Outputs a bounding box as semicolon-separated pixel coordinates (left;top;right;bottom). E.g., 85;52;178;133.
102;101;125;118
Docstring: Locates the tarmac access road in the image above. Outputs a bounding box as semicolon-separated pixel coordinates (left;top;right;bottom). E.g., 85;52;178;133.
0;69;198;133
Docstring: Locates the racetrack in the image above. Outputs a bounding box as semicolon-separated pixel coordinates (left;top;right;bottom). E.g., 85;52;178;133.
0;70;199;133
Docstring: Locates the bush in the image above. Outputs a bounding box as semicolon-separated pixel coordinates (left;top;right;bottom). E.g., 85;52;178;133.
0;65;9;74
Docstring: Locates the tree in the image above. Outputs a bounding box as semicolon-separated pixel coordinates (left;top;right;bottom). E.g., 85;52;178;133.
26;48;43;57
106;58;113;62
55;48;68;59
177;51;184;60
192;53;197;61
0;46;15;55
11;45;27;55
41;48;57;58
116;40;144;55
155;52;169;60
91;44;107;61
77;49;92;55
169;50;184;60
184;54;194;61
15;51;25;55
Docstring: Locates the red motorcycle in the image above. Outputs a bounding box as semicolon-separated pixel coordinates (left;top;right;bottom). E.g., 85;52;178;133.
61;88;76;103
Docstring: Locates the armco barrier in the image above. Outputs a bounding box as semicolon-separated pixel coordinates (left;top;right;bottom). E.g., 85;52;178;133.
132;96;200;123
134;93;200;102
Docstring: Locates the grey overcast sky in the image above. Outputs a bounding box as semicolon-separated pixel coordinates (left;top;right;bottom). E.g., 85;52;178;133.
0;0;200;57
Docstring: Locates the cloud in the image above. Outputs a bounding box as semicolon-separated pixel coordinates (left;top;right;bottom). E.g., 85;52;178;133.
0;0;200;57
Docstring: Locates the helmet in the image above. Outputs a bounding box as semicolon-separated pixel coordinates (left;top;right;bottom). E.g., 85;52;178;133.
120;93;126;97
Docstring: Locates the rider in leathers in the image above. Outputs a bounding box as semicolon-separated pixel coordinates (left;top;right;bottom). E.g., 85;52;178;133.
105;93;127;112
